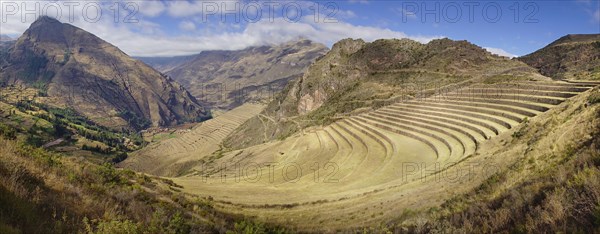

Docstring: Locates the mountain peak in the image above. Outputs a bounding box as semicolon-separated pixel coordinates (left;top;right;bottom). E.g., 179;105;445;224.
29;16;64;30
33;16;61;24
17;15;109;56
547;34;600;47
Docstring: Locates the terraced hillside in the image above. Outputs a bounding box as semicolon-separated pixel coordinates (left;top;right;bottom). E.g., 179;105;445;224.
119;103;264;176
224;38;545;150
170;79;599;230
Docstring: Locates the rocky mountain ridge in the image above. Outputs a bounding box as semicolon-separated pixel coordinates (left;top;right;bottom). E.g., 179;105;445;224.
518;34;600;80
162;39;328;109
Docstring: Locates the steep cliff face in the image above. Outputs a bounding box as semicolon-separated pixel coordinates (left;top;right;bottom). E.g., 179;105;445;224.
164;39;328;109
0;17;209;130
293;38;367;115
518;34;600;80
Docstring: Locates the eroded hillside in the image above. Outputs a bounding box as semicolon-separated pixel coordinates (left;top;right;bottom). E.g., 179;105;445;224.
0;17;209;130
165;39;328;109
519;34;600;80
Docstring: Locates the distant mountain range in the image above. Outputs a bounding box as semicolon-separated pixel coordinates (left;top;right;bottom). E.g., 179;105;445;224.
138;39;328;109
135;55;196;73
0;34;14;42
0;17;209;130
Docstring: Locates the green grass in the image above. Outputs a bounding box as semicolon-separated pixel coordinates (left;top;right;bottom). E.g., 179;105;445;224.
152;132;177;142
1;99;146;163
588;90;600;105
0;123;17;139
118;110;151;131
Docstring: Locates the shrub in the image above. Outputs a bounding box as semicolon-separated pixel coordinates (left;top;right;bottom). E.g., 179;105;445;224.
512;129;525;139
25;124;46;147
229;220;266;234
118;110;151;131
512;118;529;139
111;152;128;164
594;205;600;227
17;143;61;167
588;90;600;105
0;123;17;140
19;51;49;83
96;163;125;185
167;212;190;234
83;217;140;234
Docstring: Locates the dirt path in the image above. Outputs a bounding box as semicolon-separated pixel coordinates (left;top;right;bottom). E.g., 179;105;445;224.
42;138;64;148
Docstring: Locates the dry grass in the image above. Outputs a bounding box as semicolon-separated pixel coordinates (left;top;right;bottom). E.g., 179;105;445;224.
388;86;600;233
4;80;587;232
158;81;599;231
120;103;265;176
0;137;278;233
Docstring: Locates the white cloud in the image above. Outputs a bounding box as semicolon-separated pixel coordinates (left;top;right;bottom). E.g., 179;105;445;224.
108;16;442;56
166;1;204;18
164;0;242;18
484;47;518;58
349;0;369;4
397;8;418;20
0;1;443;57
338;10;357;19
138;1;166;17
179;21;196;31
577;0;600;23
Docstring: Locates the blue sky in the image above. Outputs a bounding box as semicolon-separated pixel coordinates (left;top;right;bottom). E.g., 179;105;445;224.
353;0;600;56
1;0;599;57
